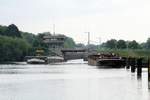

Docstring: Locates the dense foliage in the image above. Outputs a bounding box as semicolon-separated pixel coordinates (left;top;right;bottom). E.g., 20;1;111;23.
0;24;21;37
22;32;50;56
105;39;117;49
0;36;30;62
1;24;150;62
117;40;127;49
0;24;77;62
100;39;149;50
97;39;150;57
64;37;76;48
0;24;31;62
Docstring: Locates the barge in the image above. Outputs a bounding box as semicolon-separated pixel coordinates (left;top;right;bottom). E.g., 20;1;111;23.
88;53;125;68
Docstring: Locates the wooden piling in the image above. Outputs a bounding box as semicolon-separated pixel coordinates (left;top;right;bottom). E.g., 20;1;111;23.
137;58;142;78
131;58;136;73
130;58;136;73
126;57;130;69
148;58;150;89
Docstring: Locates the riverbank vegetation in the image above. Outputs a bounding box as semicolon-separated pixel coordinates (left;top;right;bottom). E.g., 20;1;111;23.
1;24;150;62
0;36;30;62
0;24;76;63
97;39;150;57
97;49;150;58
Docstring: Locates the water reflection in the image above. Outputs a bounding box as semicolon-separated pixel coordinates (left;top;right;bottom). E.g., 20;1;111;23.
0;60;150;100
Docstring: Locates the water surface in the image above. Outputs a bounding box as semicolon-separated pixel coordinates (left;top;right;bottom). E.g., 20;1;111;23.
0;60;150;100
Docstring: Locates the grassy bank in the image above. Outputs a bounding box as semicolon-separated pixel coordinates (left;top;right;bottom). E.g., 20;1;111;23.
97;49;150;58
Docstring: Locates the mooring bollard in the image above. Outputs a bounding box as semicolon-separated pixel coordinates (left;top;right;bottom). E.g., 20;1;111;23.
131;58;136;73
137;58;142;78
126;57;130;69
148;58;150;89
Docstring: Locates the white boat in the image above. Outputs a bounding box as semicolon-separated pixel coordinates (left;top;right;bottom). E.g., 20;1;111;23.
27;58;46;64
47;56;64;63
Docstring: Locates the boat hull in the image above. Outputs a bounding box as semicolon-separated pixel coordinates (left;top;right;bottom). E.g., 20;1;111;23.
97;59;125;68
27;58;47;64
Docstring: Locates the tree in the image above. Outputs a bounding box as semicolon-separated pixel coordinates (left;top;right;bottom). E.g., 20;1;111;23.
5;24;22;37
117;40;127;49
64;37;76;48
21;32;36;45
0;25;7;36
128;40;140;49
76;43;85;48
0;36;31;62
140;42;146;49
105;39;117;49
145;38;150;49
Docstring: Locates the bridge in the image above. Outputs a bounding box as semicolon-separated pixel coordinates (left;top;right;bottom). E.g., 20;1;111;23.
61;49;87;61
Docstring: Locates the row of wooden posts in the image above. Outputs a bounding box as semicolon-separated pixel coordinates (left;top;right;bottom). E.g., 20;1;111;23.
125;57;150;89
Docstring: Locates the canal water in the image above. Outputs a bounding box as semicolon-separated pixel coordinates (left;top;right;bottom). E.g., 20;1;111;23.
0;60;150;100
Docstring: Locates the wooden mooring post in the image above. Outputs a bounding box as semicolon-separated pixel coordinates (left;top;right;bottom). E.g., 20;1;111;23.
131;58;136;73
126;57;130;69
148;58;150;89
137;58;142;79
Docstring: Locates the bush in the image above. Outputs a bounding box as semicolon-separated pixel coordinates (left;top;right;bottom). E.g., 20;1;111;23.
0;36;31;62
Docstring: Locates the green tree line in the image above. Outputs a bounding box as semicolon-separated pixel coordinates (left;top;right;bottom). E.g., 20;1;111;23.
101;39;150;50
0;36;30;62
0;24;76;63
0;24;32;62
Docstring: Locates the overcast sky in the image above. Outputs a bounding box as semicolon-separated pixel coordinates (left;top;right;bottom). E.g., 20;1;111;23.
1;0;150;44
